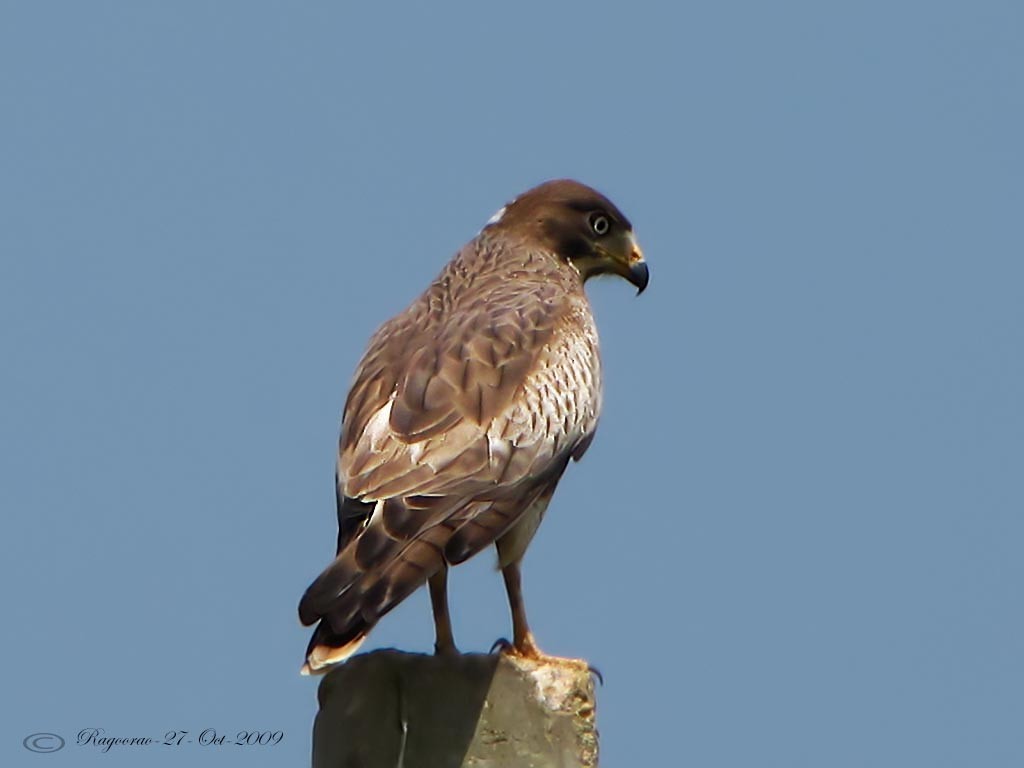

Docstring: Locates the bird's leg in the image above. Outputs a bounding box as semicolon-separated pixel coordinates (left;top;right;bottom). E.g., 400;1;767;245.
500;559;543;658
428;564;458;656
497;560;603;680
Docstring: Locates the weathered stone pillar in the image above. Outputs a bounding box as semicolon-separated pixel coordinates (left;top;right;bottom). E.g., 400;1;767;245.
312;650;598;767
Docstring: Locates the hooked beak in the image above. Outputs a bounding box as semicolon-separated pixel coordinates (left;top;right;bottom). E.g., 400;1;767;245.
587;231;650;294
624;237;649;295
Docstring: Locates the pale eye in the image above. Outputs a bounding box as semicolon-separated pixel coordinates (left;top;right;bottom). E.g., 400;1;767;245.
589;213;610;236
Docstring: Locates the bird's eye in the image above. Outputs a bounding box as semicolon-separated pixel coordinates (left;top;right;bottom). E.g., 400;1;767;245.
589;213;611;236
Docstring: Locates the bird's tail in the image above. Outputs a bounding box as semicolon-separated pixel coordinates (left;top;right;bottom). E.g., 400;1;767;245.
298;498;469;674
300;617;371;675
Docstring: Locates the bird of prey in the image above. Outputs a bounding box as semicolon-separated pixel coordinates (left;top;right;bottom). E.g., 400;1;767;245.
298;179;648;674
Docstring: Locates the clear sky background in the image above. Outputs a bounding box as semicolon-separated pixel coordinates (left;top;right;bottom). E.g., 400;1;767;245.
2;2;1021;766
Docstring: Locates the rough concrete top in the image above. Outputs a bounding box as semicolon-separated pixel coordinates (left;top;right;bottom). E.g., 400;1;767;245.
313;650;598;768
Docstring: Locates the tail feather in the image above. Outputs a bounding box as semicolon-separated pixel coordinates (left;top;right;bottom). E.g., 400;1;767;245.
299;497;425;626
301;617;371;675
299;490;550;673
299;500;467;673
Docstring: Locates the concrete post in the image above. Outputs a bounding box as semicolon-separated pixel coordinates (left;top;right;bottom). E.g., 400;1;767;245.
312;650;598;767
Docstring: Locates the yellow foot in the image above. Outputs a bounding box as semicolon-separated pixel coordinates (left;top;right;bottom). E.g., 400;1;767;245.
489;636;548;659
489;636;603;683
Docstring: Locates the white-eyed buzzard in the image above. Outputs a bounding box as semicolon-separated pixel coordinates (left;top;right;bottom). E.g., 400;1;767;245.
298;180;648;673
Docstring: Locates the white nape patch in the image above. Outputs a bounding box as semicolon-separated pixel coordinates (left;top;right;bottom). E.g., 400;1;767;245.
484;206;507;227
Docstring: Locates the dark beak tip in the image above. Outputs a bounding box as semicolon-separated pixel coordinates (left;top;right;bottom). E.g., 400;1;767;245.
630;262;650;295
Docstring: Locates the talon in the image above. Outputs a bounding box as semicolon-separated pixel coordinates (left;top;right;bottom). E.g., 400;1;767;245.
490;637;512;654
588;665;604;686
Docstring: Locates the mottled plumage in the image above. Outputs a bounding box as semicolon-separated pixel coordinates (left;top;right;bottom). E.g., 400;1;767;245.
299;180;647;673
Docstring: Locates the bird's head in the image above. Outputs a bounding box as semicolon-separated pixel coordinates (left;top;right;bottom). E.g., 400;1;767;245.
484;179;649;294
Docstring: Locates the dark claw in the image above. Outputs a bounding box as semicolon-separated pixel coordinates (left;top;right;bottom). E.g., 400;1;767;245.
489;637;512;654
588;665;604;686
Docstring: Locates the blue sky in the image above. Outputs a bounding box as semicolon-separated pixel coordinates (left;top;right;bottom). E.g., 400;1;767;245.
2;1;1021;765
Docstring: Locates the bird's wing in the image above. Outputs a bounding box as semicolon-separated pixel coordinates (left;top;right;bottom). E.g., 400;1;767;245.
341;261;575;502
300;254;600;634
